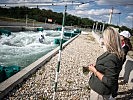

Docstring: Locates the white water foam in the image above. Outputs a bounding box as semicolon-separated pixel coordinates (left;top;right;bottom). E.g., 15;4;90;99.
0;30;61;68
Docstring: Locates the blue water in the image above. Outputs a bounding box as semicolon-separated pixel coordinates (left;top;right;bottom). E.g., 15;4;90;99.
0;30;62;68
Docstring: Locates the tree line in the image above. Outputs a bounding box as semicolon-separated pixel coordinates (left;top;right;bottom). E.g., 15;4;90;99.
0;6;132;34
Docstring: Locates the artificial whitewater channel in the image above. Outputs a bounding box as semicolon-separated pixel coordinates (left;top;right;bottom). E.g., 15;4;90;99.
0;30;63;69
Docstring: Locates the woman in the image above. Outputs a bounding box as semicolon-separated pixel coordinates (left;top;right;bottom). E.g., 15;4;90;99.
88;27;125;100
119;31;132;56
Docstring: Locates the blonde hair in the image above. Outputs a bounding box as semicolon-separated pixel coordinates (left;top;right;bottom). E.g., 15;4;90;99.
103;27;124;59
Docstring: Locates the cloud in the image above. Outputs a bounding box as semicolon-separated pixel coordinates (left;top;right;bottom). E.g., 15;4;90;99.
60;0;72;1
129;13;133;15
96;0;133;6
6;0;53;3
67;10;93;19
67;7;122;25
75;3;90;10
71;8;120;16
7;0;24;3
96;0;133;12
67;9;109;22
121;21;132;28
60;0;90;2
126;15;133;20
37;6;53;10
87;9;109;15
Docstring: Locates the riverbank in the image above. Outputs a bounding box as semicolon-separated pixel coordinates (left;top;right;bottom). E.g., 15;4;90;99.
0;19;62;32
3;32;133;99
0;19;91;32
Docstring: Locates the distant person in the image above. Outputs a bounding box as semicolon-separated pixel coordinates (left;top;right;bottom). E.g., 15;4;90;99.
99;36;104;47
87;27;125;100
39;35;45;43
119;31;132;56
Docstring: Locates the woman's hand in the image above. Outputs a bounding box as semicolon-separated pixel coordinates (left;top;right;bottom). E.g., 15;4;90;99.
88;64;97;73
88;64;104;80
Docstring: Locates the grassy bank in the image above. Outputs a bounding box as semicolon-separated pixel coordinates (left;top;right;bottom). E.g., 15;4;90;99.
0;16;44;24
0;17;25;22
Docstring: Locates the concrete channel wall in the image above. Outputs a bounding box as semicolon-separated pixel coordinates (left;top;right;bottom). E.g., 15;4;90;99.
0;34;80;99
92;30;133;89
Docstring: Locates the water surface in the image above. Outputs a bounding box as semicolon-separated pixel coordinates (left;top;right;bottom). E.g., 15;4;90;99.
0;30;61;68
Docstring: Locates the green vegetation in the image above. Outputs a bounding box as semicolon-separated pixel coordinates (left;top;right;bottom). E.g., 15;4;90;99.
0;6;132;34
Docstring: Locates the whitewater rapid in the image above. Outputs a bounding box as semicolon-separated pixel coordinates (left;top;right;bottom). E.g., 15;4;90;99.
0;30;61;68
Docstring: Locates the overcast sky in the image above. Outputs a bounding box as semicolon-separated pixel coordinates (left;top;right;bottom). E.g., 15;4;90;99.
0;0;133;29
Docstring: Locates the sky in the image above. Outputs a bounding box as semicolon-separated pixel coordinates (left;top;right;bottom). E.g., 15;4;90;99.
0;0;133;29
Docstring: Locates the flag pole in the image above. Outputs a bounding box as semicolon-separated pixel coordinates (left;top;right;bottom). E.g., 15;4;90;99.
53;5;67;100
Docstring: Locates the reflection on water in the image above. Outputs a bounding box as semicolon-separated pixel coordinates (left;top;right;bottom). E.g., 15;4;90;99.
0;30;61;68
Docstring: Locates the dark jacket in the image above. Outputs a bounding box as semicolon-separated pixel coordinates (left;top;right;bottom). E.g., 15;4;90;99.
89;52;124;97
123;45;130;56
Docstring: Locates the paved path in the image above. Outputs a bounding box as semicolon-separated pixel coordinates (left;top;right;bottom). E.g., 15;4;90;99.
3;32;133;100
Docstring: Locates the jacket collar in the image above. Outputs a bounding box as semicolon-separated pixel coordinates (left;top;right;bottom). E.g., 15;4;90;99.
97;51;110;61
